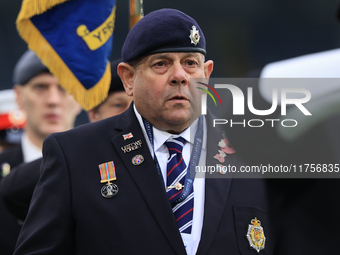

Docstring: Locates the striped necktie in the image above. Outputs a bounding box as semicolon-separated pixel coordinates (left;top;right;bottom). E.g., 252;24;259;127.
165;137;194;234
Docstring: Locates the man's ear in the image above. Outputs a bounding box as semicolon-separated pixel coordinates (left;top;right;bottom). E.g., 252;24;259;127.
117;63;135;97
87;109;99;123
13;84;24;110
204;60;214;78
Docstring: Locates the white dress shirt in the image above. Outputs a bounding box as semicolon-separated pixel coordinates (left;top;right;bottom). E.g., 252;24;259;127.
21;132;42;163
134;105;206;255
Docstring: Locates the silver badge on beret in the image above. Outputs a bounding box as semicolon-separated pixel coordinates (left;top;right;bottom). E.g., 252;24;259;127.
189;25;200;46
101;183;119;198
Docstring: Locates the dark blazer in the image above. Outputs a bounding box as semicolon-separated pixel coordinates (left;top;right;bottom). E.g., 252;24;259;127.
0;145;24;255
14;104;272;255
0;158;42;220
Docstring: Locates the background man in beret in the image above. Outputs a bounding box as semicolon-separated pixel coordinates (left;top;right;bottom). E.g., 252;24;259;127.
14;9;271;255
0;49;81;255
0;58;133;222
0;49;82;172
87;59;132;122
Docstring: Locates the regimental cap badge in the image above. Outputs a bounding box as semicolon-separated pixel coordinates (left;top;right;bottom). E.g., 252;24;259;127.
189;25;200;46
246;217;266;253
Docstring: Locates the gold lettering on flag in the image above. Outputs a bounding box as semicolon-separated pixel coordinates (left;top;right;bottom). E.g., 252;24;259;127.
77;6;116;51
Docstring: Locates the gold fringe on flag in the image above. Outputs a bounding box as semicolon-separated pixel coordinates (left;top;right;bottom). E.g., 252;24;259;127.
16;0;111;111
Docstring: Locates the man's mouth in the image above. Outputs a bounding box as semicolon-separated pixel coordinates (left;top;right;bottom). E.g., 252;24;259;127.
44;114;60;122
169;95;189;101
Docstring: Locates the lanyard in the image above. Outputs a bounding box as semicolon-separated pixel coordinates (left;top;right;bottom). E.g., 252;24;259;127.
142;115;204;204
142;117;164;186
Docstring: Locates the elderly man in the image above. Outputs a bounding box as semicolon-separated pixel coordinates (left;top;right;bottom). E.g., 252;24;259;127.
14;9;271;255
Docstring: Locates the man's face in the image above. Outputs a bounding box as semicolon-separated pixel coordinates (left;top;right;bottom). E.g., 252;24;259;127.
15;73;81;140
122;52;213;133
88;91;133;122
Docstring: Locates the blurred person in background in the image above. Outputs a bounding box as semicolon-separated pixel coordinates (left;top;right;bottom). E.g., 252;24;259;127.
0;49;81;255
0;58;133;222
87;59;132;122
0;49;82;172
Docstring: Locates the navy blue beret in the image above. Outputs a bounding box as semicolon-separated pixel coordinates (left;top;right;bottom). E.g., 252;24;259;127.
122;9;206;62
109;59;124;94
13;50;49;85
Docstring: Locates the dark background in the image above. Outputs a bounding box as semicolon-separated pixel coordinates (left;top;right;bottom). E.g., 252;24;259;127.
1;0;340;125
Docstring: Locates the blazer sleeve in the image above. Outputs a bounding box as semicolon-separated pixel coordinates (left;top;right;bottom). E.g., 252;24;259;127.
14;134;75;255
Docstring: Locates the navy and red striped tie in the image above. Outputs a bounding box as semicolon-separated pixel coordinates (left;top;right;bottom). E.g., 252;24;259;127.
165;137;193;234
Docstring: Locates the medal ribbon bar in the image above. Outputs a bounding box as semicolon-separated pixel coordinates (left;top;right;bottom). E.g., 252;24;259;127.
99;161;117;183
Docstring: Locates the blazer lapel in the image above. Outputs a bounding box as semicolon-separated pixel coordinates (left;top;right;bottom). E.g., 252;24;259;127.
196;112;233;255
110;105;187;255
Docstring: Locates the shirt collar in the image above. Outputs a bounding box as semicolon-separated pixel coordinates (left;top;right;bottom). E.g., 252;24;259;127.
21;132;42;163
153;119;197;153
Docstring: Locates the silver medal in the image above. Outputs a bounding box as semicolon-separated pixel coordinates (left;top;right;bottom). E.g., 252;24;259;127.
101;183;118;198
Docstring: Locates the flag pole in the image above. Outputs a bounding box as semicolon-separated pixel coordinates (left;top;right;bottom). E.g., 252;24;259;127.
129;0;144;30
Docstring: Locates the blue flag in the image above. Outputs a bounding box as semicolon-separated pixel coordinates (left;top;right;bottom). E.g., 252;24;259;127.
16;0;117;110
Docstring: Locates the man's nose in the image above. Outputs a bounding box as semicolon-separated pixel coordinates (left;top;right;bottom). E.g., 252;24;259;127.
170;62;189;86
46;87;62;105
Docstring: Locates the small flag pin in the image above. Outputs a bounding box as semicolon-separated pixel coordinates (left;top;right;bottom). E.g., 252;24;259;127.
123;132;134;140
